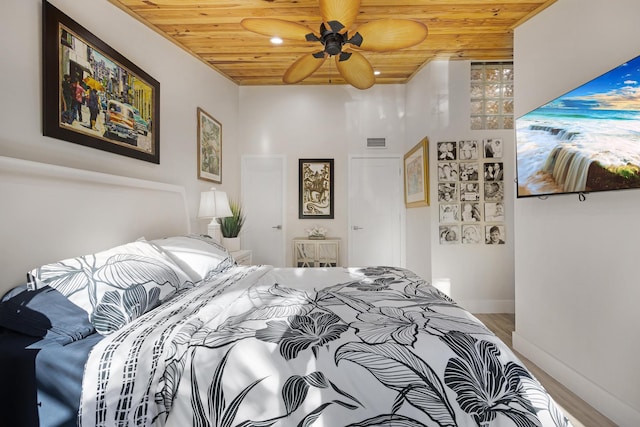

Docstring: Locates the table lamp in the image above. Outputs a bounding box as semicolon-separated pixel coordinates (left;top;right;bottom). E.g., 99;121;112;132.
197;188;232;243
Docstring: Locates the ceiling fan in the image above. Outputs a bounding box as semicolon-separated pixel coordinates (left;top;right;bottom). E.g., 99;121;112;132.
240;0;428;90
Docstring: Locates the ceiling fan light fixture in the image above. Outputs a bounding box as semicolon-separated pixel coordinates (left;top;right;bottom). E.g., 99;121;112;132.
324;34;343;56
240;0;428;89
347;32;363;47
319;23;346;56
325;20;345;34
338;51;352;62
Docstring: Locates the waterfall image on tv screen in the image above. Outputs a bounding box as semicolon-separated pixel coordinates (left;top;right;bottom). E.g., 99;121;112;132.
516;54;640;198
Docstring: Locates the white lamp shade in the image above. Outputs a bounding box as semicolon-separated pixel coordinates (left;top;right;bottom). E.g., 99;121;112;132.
198;189;232;219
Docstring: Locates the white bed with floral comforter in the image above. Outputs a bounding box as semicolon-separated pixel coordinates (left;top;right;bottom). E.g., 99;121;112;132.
66;245;569;427
0;157;573;427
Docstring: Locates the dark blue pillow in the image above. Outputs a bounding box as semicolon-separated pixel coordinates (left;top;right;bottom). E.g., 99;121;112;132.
0;285;28;301
0;286;95;345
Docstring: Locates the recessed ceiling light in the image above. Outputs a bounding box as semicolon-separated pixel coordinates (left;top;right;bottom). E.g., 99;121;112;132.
374;70;381;76
270;37;283;45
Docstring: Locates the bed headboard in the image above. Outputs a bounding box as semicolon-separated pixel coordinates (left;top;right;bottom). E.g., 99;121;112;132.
0;156;190;293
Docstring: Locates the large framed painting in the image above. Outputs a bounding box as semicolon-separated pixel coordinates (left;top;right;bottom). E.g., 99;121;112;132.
197;108;222;183
299;158;334;219
42;1;160;164
404;137;430;207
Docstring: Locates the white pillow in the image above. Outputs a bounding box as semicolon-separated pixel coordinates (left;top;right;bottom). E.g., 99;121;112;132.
27;240;193;335
150;234;235;283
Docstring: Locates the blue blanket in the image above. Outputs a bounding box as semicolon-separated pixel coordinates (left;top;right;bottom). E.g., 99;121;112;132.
0;285;102;426
0;329;102;426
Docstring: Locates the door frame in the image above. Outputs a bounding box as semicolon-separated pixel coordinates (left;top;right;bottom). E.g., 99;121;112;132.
347;154;406;267
241;154;287;267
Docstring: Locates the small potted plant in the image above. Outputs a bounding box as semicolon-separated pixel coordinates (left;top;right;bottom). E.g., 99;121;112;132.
218;198;245;252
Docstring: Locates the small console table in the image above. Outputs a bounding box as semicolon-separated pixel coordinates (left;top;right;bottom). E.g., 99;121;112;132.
293;238;340;267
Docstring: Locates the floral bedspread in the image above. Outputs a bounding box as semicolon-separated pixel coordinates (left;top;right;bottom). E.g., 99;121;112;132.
80;266;571;427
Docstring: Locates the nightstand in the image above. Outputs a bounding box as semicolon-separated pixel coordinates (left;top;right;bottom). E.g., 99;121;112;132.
230;249;252;265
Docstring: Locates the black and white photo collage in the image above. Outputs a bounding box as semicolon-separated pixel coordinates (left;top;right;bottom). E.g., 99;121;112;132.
437;138;505;245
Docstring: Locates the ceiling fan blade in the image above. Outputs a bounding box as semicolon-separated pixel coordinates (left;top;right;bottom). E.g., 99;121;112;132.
335;50;374;90
283;52;327;84
240;18;316;41
352;19;428;52
319;0;360;33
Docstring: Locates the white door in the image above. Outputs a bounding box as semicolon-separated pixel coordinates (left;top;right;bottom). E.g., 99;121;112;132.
241;155;285;266
349;156;404;267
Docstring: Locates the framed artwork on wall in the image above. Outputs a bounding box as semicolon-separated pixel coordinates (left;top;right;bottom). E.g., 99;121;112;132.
42;1;160;164
197;107;222;183
485;225;506;245
299;158;334;219
404;137;430;207
439;225;459;244
462;224;482;244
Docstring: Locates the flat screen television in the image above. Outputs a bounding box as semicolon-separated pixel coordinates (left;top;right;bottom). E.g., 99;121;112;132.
516;54;640;198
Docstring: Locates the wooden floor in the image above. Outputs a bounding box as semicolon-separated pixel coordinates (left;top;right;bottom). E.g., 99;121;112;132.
473;313;617;427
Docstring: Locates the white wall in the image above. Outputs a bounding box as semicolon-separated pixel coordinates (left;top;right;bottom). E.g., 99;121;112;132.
0;0;241;233
0;1;519;314
238;84;407;266
239;66;517;312
514;0;640;425
406;61;516;312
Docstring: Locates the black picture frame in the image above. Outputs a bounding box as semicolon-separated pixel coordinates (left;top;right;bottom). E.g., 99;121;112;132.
42;1;160;164
299;158;334;219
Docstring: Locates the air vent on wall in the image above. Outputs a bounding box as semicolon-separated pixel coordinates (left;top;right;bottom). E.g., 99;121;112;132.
367;137;386;148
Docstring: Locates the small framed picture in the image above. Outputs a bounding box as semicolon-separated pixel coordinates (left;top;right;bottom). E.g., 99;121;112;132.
460;182;479;201
197;108;222;183
485;225;505;245
458;140;478;160
484;138;503;159
437;141;457;161
438;183;457;202
484;182;504;201
459;162;479;181
462;224;482;244
438;162;458;182
439;225;460;245
484;162;504;181
485;202;505;222
439;203;459;223
461;202;482;222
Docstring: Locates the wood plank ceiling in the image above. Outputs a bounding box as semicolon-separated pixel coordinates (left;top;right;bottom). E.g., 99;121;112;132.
109;0;556;87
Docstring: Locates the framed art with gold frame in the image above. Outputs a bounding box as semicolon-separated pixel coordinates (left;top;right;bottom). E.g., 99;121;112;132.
197;107;222;183
404;137;430;207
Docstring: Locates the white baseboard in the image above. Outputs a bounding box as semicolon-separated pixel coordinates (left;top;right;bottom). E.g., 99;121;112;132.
513;332;640;427
457;299;515;314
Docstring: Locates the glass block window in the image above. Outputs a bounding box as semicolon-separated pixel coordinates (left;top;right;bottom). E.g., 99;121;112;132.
470;62;514;130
